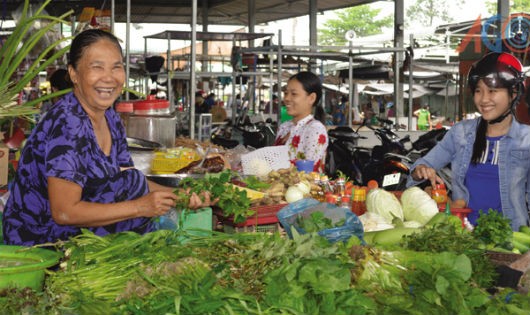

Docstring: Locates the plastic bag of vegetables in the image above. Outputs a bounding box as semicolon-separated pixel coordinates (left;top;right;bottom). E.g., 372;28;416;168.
277;198;364;243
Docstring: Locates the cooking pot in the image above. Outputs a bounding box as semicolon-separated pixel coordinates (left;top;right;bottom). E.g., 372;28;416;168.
127;114;176;149
133;95;170;115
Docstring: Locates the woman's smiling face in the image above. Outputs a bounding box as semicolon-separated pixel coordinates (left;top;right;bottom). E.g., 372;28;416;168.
283;78;315;122
68;39;125;112
473;79;512;121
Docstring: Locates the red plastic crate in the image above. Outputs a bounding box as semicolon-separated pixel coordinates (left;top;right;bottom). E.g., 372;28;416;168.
215;203;288;227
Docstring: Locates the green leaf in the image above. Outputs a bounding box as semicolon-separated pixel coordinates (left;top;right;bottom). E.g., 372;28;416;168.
435;275;450;295
0;0;72;119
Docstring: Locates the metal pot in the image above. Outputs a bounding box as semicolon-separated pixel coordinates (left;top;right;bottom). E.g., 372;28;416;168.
126;113;176;148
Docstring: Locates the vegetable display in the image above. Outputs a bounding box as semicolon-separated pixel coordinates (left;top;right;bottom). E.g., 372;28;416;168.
3;228;529;314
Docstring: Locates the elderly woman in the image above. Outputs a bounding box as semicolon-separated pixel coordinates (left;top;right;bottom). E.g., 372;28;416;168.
3;29;212;246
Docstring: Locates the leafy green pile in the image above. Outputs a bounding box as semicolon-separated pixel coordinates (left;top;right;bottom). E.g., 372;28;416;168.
400;221;496;288
3;228;524;314
175;170;253;223
472;209;513;249
295;211;346;233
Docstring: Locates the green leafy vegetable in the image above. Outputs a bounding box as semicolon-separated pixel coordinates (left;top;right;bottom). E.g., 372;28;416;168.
175;170;253;223
241;175;271;190
472;209;513;249
295;211;345;233
400;222;497;288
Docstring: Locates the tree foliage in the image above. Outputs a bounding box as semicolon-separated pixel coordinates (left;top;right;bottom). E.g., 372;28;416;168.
486;0;530;14
318;5;392;46
405;0;460;27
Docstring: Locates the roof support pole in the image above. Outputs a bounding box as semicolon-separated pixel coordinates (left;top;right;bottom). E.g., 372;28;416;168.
202;0;209;73
309;0;317;72
190;0;198;139
247;0;256;113
394;0;405;124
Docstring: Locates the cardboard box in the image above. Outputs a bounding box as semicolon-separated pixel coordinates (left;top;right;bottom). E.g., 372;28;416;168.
0;143;9;187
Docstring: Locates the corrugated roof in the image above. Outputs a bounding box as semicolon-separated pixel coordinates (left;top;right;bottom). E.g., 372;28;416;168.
1;0;377;25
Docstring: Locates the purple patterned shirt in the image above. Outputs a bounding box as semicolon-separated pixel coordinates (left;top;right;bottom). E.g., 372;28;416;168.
2;93;153;246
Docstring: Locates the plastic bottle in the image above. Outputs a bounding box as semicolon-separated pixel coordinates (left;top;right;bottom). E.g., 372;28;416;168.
340;194;351;209
351;188;366;216
310;176;325;202
334;177;346;197
431;183;448;209
320;174;334;200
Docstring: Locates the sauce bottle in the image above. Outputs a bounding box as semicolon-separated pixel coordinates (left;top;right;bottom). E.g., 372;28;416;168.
431;183;448;209
351;188;366;216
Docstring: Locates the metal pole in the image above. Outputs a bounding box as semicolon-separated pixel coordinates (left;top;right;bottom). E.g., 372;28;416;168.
277;30;283;120
408;34;414;131
348;40;353;128
125;0;130;100
190;0;197;139
231;38;237;125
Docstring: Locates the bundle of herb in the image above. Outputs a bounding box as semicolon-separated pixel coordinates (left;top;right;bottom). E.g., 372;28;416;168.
472;209;513;249
175;170;253;223
400;221;496;288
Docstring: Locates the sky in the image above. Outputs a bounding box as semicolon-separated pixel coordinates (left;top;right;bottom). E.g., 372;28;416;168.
114;0;492;53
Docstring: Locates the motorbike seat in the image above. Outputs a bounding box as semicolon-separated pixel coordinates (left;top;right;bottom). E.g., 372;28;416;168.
328;126;361;141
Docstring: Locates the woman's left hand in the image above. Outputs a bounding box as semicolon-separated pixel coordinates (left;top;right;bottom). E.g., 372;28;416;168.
188;191;218;209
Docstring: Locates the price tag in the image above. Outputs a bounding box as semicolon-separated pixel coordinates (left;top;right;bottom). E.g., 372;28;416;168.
382;173;401;187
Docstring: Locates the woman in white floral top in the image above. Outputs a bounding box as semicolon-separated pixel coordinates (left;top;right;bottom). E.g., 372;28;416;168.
274;71;329;172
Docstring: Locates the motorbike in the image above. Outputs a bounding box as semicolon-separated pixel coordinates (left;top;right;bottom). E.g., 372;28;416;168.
211;109;277;149
326;117;448;191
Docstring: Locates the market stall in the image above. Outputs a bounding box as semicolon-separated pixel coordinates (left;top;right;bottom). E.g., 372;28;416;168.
1;2;530;313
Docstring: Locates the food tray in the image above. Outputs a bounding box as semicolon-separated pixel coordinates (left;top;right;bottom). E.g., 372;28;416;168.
215;203;288;228
151;148;200;174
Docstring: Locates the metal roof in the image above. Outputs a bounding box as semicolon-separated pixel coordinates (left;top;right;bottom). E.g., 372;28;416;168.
2;0;377;25
145;30;273;41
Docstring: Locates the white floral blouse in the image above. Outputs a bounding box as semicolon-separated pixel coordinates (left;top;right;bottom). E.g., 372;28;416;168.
274;115;329;172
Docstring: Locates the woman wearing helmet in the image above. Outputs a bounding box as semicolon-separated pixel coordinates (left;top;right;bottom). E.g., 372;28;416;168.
406;52;530;231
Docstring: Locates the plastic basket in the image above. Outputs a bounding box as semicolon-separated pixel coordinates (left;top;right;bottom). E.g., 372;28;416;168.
232;223;283;234
151;147;200;174
240;145;291;176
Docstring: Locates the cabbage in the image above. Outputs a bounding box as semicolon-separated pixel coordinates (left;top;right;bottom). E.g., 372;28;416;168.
359;212;394;232
403;220;424;228
365;188;404;222
400;186;439;225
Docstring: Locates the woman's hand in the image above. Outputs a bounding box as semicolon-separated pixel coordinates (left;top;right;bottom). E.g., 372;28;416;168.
411;164;444;188
135;191;178;218
188;191;218;209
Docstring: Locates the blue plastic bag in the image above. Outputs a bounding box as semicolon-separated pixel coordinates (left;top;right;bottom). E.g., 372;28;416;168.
276;198;364;243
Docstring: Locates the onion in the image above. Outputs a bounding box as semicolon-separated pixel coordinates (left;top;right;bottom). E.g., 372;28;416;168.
285;186;304;203
294;181;311;195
